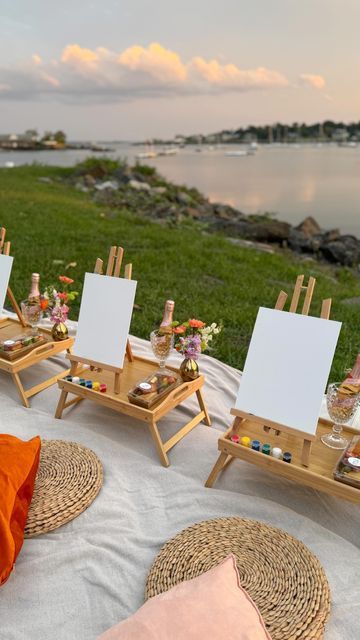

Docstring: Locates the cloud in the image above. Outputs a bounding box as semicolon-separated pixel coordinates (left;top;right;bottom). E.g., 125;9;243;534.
190;57;288;89
0;42;289;102
299;73;325;89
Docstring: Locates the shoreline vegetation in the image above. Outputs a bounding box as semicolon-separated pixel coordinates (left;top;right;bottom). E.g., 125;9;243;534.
1;157;360;381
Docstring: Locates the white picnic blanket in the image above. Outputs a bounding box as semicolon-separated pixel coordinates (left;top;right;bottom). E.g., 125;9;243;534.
0;318;359;640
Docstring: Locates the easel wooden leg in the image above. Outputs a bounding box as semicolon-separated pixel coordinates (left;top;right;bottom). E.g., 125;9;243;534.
148;419;169;467
70;361;79;376
11;372;30;408
126;339;134;362
301;439;312;467
205;452;232;488
114;372;120;395
55;390;69;419
196;389;211;426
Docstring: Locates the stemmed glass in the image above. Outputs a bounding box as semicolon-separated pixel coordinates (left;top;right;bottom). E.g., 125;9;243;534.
150;330;174;370
21;300;42;336
321;382;360;450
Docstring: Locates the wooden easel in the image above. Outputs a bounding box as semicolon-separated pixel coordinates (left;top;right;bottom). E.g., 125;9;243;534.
55;245;212;467
0;226;74;407
0;227;26;326
63;245;133;399
205;275;332;488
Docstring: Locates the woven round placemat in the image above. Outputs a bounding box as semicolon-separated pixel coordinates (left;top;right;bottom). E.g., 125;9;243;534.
145;517;330;640
25;440;103;538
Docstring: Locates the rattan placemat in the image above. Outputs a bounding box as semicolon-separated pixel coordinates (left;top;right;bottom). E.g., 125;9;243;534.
25;440;103;538
145;517;331;640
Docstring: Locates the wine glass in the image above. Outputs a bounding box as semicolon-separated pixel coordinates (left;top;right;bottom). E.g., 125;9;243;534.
21;300;42;336
321;382;360;450
150;330;174;369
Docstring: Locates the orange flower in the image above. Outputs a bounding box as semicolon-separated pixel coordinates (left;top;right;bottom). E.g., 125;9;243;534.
59;275;74;285
173;325;186;334
58;292;68;303
188;319;205;329
40;299;49;311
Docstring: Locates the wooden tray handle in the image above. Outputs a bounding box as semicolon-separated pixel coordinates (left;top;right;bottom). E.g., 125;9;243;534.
166;383;191;404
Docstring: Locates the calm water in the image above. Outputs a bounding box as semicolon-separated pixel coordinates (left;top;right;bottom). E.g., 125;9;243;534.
1;143;360;235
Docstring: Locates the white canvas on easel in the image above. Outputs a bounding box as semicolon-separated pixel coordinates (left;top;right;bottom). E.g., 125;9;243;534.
0;253;13;315
235;307;342;436
73;272;137;369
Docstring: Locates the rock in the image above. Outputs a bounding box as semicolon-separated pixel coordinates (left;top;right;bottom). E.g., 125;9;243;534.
212;204;240;221
320;235;360;266
212;218;291;243
83;174;97;187
322;228;340;242
153;186;167;195
176;190;192;205
288;228;321;253
185;207;201;219
75;182;89;193
37;176;53;184
95;180;119;191
296;216;321;236
341;297;360;305
129;179;151;191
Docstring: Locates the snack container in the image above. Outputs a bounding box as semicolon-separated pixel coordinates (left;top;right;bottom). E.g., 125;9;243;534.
0;333;46;361
128;370;180;408
333;435;360;489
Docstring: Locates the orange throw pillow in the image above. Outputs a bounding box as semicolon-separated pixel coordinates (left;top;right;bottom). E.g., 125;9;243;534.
0;434;41;586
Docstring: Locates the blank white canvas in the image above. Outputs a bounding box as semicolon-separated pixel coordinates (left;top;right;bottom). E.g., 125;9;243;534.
235;307;342;435
73;273;137;369
0;253;13;314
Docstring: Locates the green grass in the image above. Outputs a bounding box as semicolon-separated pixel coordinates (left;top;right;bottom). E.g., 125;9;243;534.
1;163;360;380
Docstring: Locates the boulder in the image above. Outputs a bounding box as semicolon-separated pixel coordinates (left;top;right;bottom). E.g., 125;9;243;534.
176;190;192;205
210;218;291;243
129;179;151;191
320;235;360;266
288;228;321;253
296;216;321;236
83;174;97;188
95;180;119;191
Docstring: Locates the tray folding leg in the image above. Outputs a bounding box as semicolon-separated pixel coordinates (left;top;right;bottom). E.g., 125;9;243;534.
10;348;73;408
205;416;242;487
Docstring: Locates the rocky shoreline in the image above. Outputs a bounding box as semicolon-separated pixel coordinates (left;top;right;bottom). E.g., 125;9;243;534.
61;159;360;268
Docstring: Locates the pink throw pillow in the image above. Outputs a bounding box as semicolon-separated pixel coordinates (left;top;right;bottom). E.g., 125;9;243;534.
98;555;271;639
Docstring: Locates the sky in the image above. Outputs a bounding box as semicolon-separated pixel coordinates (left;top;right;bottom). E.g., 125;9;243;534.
0;0;359;140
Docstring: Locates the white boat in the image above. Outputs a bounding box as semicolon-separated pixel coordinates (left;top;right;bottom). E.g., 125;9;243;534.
224;149;248;157
157;147;179;156
135;149;158;160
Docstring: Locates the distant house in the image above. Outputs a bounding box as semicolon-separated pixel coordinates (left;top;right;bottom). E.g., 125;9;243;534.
0;132;39;150
332;128;349;143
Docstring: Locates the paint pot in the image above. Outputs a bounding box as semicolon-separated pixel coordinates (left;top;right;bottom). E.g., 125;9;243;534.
72;376;80;384
251;440;261;451
262;443;271;455
85;380;93;389
92;381;100;391
230;435;239;444
271;447;283;459
100;383;107;393
240;436;251;447
283;452;292;463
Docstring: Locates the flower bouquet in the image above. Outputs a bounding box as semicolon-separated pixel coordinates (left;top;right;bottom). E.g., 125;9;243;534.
173;319;222;380
41;276;79;341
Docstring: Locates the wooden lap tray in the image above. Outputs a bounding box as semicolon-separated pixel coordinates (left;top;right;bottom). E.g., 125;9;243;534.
56;356;211;467
206;416;360;503
0;317;73;407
